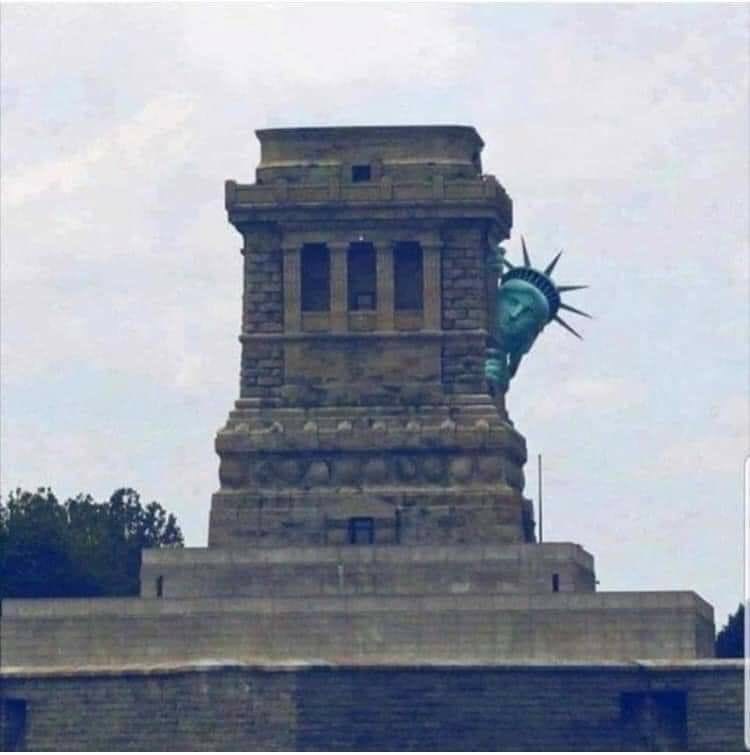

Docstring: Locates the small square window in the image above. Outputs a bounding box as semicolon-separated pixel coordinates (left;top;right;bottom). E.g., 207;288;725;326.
348;517;375;545
352;165;371;183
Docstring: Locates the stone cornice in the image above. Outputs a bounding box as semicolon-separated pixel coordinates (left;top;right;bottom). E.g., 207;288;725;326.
225;176;512;230
238;329;488;342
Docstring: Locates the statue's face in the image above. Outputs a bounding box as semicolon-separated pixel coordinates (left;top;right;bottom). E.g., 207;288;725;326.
497;279;550;352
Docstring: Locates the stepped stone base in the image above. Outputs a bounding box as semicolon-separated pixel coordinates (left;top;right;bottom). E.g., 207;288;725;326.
141;543;596;598
1;590;714;670
210;396;535;546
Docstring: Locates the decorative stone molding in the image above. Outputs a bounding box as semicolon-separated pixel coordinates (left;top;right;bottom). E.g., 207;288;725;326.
376;243;395;331
421;243;442;330
395;456;418;482
276;459;304;483
253;459;274;485
218;456;248;488
305;460;330;486
363;458;388;484
449;457;473;483
334;457;361;485
477;455;505;483
421;456;446;483
222;449;523;492
328;242;349;332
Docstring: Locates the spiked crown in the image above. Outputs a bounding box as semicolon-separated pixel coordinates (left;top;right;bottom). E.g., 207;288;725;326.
500;236;591;339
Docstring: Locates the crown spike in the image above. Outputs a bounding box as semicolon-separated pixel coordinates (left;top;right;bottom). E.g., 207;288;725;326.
544;251;563;276
501;258;516;270
556;284;588;293
554;314;582;339
521;236;531;267
559;302;592;319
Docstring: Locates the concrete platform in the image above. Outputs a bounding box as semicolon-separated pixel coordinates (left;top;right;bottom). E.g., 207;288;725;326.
140;542;596;598
2;590;714;669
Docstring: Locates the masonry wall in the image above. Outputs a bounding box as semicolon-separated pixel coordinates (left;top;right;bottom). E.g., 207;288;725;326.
1;592;714;670
1;667;296;752
1;662;743;751
240;225;285;398
439;225;487;397
139;543;596;599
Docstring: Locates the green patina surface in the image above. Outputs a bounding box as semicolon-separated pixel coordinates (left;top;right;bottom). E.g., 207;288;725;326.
486;238;589;393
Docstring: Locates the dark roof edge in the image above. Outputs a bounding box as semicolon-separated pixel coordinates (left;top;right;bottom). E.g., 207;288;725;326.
255;125;484;148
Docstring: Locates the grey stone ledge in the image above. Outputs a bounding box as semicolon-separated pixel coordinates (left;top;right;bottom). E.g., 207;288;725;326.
3;657;740;680
238;329;488;342
2;590;712;621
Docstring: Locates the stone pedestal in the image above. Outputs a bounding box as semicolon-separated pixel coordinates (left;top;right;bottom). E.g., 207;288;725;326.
211;126;525;548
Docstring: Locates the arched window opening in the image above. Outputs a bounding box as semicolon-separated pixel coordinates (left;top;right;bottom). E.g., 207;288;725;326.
348;243;377;311
301;244;330;312
394;242;423;311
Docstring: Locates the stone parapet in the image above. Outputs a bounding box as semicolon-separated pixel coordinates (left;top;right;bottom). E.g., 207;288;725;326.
139;543;595;599
226;176;510;215
1;591;714;671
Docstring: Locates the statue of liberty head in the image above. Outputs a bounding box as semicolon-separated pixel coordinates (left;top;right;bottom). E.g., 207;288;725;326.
486;237;590;392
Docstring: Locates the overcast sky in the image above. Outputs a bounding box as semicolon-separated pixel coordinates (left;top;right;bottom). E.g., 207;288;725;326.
2;3;747;624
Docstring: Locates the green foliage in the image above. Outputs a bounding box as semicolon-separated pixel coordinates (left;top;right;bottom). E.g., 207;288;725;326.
0;487;183;598
715;603;744;658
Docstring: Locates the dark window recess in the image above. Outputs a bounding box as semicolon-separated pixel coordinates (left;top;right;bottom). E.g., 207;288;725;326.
301;244;331;312
348;517;375;545
621;690;688;751
351;164;371;183
394;243;423;311
348;244;377;311
552;573;560;592
2;699;27;752
156;575;164;598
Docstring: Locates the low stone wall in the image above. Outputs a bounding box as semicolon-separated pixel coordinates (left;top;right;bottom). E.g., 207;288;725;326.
140;543;596;598
1;591;714;670
1;660;743;751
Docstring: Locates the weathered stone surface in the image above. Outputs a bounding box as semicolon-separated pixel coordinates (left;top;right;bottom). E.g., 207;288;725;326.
141;543;596;599
213;125;519;546
0;591;714;669
2;661;743;751
0;661;743;751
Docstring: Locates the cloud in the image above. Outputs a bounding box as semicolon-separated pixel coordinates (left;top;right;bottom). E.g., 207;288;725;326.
178;5;480;92
2;94;195;209
644;394;749;478
526;376;649;422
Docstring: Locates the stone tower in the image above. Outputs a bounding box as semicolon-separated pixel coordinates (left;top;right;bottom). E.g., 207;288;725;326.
210;125;535;549
3;124;734;754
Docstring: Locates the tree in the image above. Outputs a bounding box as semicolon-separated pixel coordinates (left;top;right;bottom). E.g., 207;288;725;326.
0;487;183;598
715;603;744;658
